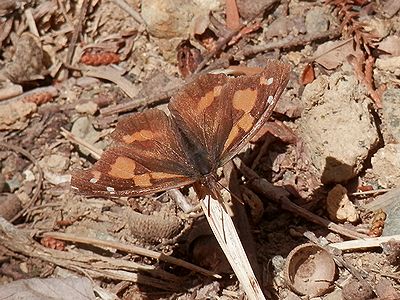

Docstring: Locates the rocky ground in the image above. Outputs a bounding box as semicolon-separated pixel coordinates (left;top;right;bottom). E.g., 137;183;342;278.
0;0;400;299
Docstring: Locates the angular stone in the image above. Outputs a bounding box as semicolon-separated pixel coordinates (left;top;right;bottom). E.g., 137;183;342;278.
298;73;379;183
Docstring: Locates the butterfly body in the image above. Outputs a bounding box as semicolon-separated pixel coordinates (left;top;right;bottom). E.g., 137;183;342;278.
71;60;290;198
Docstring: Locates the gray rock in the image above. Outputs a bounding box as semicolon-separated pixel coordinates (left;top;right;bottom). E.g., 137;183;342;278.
370;144;400;188
298;73;379;183
305;7;329;35
382;88;400;143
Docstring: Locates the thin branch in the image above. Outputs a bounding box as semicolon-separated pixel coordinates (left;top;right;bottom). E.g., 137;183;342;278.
0;141;43;223
233;157;368;240
66;0;90;65
43;231;221;278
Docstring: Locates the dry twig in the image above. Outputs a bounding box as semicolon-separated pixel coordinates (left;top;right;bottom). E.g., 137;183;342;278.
66;0;90;65
233;157;368;240
0;141;43;223
0;217;181;290
43;231;220;278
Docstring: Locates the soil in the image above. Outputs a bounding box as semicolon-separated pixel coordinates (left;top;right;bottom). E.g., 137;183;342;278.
0;0;400;299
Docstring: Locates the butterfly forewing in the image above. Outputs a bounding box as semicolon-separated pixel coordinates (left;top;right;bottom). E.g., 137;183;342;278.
169;60;290;169
169;73;232;171
71;110;197;196
219;60;290;164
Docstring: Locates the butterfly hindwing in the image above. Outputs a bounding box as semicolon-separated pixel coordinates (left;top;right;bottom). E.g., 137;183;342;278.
71;110;196;196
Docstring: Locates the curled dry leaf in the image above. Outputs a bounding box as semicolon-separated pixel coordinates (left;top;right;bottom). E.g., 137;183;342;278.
177;40;202;78
284;243;336;297
300;63;315;85
327;184;359;223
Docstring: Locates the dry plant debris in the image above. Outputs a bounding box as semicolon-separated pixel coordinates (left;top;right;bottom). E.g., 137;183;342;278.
0;0;400;299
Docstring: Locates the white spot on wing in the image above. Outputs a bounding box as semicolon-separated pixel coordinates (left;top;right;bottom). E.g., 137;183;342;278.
267;95;274;104
266;77;274;85
106;186;115;194
90;178;98;183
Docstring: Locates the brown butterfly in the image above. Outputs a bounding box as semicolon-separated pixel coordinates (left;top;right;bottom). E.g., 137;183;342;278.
71;60;290;200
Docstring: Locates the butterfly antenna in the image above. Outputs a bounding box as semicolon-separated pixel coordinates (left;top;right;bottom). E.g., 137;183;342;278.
215;180;244;204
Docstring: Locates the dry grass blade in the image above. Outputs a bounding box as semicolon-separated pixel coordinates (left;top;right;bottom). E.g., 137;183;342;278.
43;231;221;279
201;196;266;300
83;65;139;99
330;235;400;251
0;217;179;290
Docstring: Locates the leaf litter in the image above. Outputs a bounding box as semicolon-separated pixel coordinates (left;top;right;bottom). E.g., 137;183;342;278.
0;0;400;299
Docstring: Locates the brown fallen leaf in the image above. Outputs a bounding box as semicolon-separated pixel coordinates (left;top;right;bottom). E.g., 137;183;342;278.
377;35;400;57
177;40;202;78
300;63;315;85
225;0;241;31
314;40;360;70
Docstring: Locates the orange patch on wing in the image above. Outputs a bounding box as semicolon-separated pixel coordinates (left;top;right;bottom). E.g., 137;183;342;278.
122;129;154;143
223;126;240;150
108;156;136;179
237;113;254;131
223;114;255;151
196;86;222;113
196;90;215;113
133;173;152;187
232;89;257;112
151;172;184;180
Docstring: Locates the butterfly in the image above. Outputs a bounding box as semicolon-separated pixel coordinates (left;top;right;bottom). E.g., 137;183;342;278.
71;60;290;200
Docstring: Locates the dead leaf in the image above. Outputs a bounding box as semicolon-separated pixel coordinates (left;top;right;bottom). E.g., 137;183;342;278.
177;40;202;78
327;184;359;223
0;277;95;300
300;63;315;85
377;35;400;57
226;0;241;31
5;32;45;83
314;40;362;70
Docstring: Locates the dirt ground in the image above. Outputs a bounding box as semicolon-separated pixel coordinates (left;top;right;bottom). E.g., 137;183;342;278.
1;0;400;299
